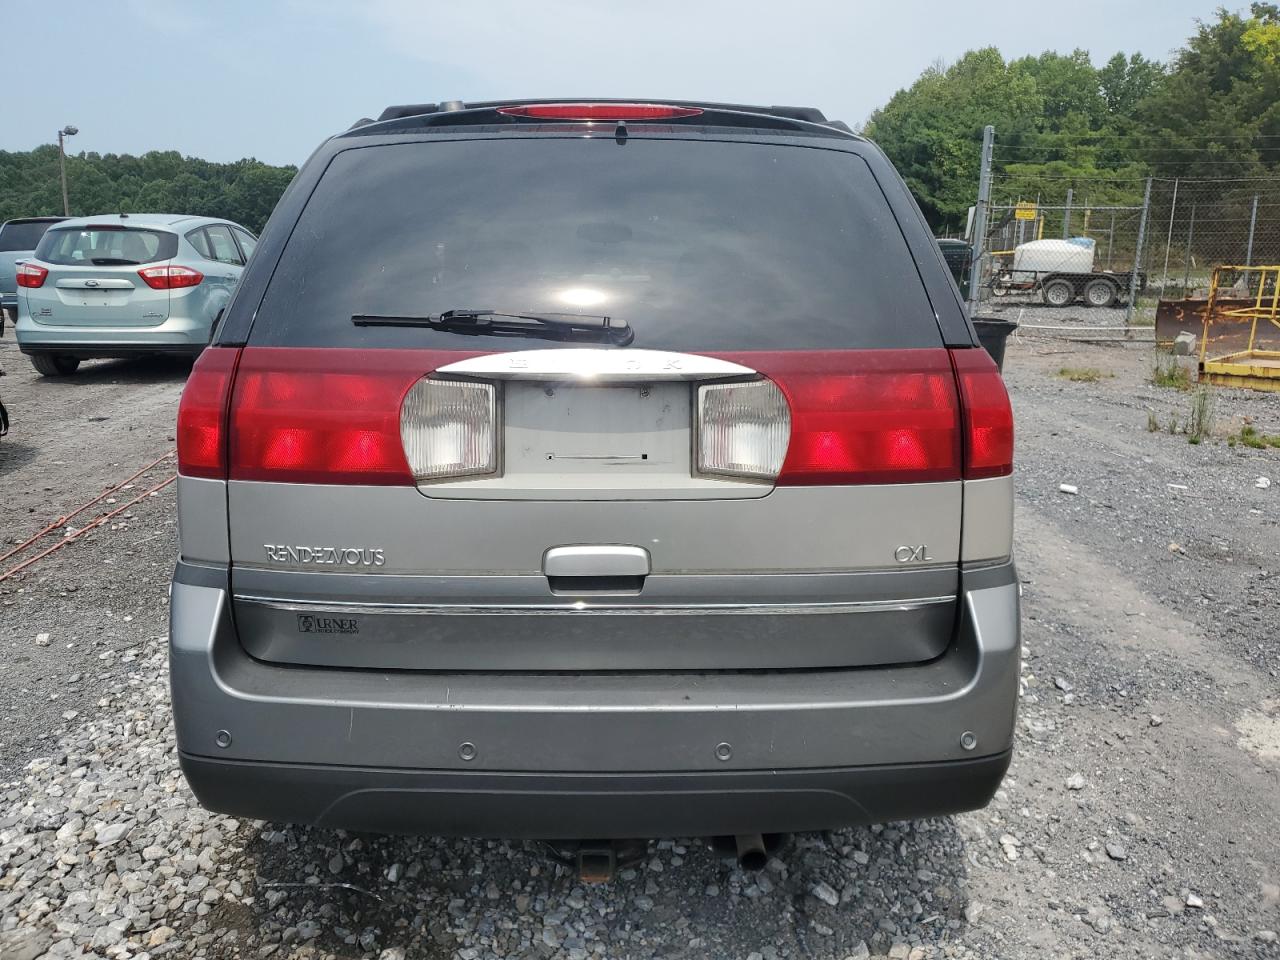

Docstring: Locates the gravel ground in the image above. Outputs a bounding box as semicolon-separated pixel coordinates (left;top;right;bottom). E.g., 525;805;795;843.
979;300;1149;337
1;336;1278;959
0;342;186;781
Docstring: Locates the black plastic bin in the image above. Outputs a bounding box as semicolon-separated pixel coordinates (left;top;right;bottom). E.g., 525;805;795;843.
972;318;1017;372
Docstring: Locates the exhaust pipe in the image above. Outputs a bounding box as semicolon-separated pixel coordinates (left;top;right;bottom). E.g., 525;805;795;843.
734;833;768;871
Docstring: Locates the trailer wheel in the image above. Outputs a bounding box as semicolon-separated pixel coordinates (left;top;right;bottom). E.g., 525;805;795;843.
1083;278;1118;308
1042;278;1075;307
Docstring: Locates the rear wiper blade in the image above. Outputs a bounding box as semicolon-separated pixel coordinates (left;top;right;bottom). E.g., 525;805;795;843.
352;309;634;346
91;257;142;265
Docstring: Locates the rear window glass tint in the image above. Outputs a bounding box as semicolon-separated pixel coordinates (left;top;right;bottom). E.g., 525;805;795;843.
233;227;258;260
0;221;60;252
187;228;214;259
37;227;177;266
205;225;244;265
251;138;940;351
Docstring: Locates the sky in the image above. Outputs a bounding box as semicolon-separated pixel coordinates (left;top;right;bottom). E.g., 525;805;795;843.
7;0;1215;167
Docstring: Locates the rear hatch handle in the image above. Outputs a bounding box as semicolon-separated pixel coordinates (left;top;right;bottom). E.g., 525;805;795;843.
544;545;650;596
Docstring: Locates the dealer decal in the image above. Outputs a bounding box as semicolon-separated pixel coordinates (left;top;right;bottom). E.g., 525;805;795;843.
297;615;360;635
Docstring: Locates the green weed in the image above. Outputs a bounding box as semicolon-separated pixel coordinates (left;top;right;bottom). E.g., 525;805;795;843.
1152;354;1192;391
1057;366;1112;383
1187;388;1215;444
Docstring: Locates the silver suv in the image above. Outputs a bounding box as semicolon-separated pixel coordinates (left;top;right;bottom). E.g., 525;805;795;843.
171;101;1018;849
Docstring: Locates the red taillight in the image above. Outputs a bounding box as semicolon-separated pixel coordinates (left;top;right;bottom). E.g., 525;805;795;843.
138;265;203;289
723;350;963;485
227;348;479;485
177;347;241;479
16;262;48;288
951;347;1014;479
203;345;1012;488
497;103;703;121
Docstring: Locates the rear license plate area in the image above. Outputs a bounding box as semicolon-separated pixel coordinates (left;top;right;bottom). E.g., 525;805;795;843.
502;382;691;485
59;289;129;309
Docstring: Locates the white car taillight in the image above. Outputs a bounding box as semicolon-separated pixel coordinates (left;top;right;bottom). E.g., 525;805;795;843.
400;378;497;481
696;379;791;481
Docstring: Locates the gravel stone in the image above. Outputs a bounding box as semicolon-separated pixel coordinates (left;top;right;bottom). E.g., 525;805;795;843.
148;925;177;947
95;822;131;846
811;881;840;906
0;930;53;960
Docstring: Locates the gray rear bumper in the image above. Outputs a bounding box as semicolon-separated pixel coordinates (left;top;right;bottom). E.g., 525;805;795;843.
179;750;1012;838
169;562;1020;837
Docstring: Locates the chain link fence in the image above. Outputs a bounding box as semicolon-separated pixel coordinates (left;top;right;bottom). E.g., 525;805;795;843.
1143;177;1280;298
965;129;1280;342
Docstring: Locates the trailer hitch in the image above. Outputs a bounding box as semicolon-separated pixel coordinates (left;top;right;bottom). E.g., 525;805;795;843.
533;840;649;883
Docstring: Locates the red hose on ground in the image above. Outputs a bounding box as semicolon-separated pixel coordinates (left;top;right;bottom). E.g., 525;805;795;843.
0;450;175;567
0;454;177;582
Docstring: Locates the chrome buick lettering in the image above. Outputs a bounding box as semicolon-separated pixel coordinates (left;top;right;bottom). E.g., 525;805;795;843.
263;545;386;567
894;544;933;563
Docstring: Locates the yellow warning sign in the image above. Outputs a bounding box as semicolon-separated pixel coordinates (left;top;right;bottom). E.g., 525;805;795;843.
1014;201;1037;221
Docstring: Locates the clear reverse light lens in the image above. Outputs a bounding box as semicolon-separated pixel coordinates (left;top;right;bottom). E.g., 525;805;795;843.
400;378;497;481
697;379;790;480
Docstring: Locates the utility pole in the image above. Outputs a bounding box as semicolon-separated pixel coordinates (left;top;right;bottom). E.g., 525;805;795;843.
57;125;79;216
1062;188;1073;238
966;124;995;319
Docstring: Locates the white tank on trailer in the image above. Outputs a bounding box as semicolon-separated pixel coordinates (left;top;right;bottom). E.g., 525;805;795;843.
1012;239;1095;276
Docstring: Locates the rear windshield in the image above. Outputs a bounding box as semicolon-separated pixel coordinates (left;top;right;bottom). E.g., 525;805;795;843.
0;221;59;252
36;226;178;266
251;138;940;350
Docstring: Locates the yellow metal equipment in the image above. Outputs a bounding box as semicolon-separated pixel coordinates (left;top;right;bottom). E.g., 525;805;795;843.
1199;265;1280;392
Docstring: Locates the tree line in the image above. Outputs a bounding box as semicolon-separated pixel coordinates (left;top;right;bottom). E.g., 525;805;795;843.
0;148;296;234
2;4;1276;237
865;3;1280;230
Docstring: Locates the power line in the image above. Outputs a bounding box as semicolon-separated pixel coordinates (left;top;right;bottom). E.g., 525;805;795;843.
968;131;1280;143
992;173;1151;181
993;172;1280;183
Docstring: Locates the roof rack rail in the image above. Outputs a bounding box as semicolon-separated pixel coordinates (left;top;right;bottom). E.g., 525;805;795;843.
371;99;845;130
